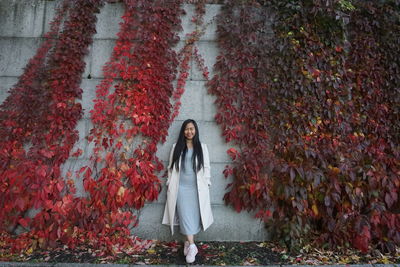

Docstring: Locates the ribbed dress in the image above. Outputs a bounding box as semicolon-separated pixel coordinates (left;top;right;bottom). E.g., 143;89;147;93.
176;148;202;235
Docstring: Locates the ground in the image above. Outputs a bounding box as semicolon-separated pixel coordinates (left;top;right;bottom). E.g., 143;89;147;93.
1;240;399;265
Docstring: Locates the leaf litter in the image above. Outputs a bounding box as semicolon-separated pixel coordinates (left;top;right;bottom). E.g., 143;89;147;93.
1;240;399;265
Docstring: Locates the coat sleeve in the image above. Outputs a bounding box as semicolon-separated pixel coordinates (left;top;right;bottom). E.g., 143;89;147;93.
203;144;211;186
166;144;175;187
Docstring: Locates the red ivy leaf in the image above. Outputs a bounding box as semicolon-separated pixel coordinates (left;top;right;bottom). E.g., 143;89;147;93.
18;218;30;228
353;226;371;253
227;148;238;160
40;149;55;158
71;148;83;157
36;166;47;177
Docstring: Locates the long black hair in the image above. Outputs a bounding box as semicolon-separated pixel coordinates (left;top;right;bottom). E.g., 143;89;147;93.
170;119;204;172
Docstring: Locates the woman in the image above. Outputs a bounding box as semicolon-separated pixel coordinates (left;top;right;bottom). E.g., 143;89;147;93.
162;119;214;264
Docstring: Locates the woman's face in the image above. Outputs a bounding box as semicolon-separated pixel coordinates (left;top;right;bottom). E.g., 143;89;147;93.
184;122;196;140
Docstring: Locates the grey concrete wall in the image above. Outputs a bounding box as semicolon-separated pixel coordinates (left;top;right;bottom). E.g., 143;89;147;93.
0;0;269;241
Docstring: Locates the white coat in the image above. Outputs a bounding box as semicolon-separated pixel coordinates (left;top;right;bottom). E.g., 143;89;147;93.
162;142;214;235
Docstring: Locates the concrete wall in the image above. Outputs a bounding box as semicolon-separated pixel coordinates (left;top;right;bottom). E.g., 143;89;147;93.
0;0;269;241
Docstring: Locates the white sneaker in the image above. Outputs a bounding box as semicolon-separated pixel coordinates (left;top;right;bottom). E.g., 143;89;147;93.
183;241;190;256
185;244;198;263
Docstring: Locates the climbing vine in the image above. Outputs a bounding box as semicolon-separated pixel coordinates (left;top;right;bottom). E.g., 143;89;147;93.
171;0;211;121
0;0;69;230
0;0;105;251
80;0;184;244
209;0;399;252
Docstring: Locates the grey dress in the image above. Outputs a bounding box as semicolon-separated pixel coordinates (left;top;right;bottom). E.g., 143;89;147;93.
176;148;202;235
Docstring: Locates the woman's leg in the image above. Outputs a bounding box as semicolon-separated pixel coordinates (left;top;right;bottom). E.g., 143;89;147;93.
185;234;198;263
187;234;194;244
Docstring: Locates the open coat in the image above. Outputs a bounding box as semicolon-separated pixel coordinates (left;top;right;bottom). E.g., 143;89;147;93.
162;143;214;235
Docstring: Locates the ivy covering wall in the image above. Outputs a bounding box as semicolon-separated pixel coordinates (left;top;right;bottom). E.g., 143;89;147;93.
0;0;211;254
0;0;399;255
209;0;399;252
